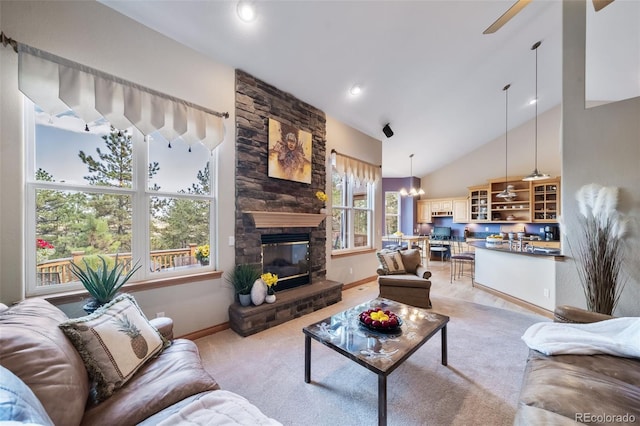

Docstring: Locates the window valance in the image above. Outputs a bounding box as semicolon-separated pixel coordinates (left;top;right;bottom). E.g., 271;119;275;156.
331;149;381;184
17;43;227;151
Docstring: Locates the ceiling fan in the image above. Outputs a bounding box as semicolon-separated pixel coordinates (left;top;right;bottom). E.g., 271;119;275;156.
483;0;615;34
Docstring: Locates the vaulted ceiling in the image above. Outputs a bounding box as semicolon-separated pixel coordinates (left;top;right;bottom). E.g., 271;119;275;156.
101;0;638;178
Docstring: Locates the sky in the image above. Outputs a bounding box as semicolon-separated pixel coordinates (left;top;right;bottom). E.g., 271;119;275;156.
34;108;212;193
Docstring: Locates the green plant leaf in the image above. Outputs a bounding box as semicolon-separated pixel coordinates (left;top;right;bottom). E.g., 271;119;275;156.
69;255;142;305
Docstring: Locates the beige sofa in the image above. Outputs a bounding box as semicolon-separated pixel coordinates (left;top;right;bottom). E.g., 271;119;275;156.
0;297;279;425
376;248;432;309
515;305;640;425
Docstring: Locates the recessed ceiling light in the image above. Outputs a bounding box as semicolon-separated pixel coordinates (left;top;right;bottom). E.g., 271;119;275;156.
349;85;362;96
237;1;256;23
529;98;537;105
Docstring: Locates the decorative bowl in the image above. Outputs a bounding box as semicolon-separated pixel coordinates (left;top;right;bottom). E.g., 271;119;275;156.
358;309;402;332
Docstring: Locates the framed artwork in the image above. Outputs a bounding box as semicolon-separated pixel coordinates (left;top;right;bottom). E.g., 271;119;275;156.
268;118;312;184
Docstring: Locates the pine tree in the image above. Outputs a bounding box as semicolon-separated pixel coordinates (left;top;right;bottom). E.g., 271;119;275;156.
78;126;161;251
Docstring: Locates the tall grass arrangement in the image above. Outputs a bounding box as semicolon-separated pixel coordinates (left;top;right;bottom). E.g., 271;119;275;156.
225;264;261;296
566;184;628;315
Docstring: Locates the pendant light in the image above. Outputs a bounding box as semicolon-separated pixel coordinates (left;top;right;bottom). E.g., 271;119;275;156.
523;40;550;181
399;154;425;197
496;84;516;199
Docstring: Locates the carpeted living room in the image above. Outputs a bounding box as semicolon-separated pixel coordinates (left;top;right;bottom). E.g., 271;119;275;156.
195;263;546;425
1;1;639;426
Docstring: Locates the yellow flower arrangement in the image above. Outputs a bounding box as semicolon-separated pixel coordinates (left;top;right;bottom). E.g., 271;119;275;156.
195;244;210;262
261;272;279;295
315;191;328;204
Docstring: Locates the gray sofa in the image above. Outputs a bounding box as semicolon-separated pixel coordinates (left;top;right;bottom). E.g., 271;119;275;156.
515;305;640;425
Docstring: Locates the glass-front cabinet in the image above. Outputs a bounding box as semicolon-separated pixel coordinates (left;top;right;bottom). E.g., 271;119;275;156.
532;178;560;222
468;185;489;222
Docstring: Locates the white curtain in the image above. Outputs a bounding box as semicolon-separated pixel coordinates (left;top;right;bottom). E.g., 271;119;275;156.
18;44;226;152
332;151;381;184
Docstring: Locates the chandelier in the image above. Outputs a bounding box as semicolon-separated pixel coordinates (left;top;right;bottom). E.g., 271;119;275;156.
399;154;425;197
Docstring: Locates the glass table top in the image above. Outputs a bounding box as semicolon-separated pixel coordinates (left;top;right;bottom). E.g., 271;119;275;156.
303;298;449;375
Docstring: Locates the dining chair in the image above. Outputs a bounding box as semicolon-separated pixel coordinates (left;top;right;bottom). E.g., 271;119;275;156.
385;236;405;251
429;236;450;262
450;237;475;286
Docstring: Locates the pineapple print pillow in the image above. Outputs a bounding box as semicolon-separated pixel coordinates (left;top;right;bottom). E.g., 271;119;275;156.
59;294;170;402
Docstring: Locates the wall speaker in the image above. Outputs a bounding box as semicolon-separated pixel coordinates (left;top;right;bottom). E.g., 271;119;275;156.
382;123;394;138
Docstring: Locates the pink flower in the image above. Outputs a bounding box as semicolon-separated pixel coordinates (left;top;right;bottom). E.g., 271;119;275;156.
36;239;54;249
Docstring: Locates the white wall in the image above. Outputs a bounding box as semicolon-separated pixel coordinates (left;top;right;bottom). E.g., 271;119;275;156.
325;115;383;285
559;0;640;316
0;0;236;336
422;105;562;198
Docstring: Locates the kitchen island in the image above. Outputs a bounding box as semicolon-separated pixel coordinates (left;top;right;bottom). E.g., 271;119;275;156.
467;240;563;313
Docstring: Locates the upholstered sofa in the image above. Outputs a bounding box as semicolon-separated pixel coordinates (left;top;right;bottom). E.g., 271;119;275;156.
376;248;432;309
0;297;280;425
515;305;640;425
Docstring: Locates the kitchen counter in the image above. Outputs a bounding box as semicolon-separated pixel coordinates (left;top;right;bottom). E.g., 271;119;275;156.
470;240;563;312
467;240;563;258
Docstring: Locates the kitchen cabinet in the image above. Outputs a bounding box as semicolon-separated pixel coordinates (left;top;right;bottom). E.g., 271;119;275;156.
430;199;453;216
452;198;469;223
489;176;531;222
528;240;561;249
468;185;489;222
532;179;560;223
416;200;432;223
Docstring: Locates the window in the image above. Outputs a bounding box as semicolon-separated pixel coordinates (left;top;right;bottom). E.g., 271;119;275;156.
331;170;374;251
384;191;401;235
26;101;216;296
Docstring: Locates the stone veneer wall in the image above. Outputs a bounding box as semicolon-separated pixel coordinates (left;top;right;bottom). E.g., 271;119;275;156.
235;70;327;281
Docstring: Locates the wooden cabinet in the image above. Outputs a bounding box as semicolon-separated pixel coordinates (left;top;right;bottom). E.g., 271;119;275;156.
416;200;432;223
528;240;561;249
425;175;560;225
532;179;560;222
468;185;489;222
452;198;469;223
430;199;453;216
489;176;531;222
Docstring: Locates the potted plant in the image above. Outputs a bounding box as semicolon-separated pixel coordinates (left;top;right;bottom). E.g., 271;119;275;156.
225;264;261;306
261;272;279;303
69;254;141;314
194;244;210;266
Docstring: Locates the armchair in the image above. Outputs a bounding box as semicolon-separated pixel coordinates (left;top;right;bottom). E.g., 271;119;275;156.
376;248;432;309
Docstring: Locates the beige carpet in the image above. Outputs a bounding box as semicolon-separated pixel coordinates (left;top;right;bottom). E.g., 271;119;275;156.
195;283;547;426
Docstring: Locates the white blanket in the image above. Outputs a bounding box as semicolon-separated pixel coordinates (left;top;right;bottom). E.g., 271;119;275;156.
522;317;640;358
157;390;282;426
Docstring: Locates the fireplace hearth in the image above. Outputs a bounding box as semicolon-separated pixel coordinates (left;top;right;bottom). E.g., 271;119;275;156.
261;233;310;291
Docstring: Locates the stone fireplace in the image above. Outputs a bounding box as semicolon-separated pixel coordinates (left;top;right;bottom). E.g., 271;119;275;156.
234;69;327;280
229;70;342;336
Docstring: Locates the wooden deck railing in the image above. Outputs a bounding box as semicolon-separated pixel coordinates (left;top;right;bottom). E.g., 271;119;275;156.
36;244;201;286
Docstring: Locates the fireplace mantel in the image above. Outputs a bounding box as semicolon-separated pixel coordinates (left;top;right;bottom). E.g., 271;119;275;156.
245;211;327;228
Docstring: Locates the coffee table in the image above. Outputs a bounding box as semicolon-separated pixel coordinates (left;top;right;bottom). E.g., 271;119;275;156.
303;297;449;426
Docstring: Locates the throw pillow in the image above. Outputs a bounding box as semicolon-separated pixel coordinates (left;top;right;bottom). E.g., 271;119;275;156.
59;294;170;402
399;249;421;274
376;250;406;275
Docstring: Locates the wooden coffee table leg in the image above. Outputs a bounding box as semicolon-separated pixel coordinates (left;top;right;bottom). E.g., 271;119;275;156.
304;335;311;383
378;374;387;426
441;324;448;366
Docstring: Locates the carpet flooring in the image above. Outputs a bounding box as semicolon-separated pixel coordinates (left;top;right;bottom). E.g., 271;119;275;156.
195;284;548;426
